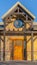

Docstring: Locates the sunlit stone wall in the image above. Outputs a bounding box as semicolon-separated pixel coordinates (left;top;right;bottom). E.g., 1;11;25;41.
1;19;37;61
1;34;37;61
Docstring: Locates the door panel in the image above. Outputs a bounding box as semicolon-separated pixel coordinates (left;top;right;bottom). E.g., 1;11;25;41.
14;40;23;60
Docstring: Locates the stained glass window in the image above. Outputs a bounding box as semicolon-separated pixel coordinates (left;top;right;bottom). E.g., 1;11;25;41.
14;19;24;28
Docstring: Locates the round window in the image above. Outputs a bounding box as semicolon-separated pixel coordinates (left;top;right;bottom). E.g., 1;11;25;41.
14;19;24;28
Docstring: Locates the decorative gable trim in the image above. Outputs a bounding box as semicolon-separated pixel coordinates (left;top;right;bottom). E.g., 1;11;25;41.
2;2;35;20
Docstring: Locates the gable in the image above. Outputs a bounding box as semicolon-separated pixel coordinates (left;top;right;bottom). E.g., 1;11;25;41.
2;2;35;20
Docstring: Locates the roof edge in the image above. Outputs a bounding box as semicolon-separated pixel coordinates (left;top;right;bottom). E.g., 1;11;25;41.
2;1;36;20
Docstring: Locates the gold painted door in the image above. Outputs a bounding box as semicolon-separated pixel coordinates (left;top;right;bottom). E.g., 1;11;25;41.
13;40;24;60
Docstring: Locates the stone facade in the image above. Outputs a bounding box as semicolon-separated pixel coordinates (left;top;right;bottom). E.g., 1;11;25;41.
0;2;37;61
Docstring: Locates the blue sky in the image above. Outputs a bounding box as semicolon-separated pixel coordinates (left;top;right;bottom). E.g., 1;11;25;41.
0;0;37;22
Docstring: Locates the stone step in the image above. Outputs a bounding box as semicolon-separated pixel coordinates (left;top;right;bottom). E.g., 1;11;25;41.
0;60;37;65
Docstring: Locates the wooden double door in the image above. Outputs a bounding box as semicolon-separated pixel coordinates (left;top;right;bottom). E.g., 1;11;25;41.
13;40;24;60
10;36;26;60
